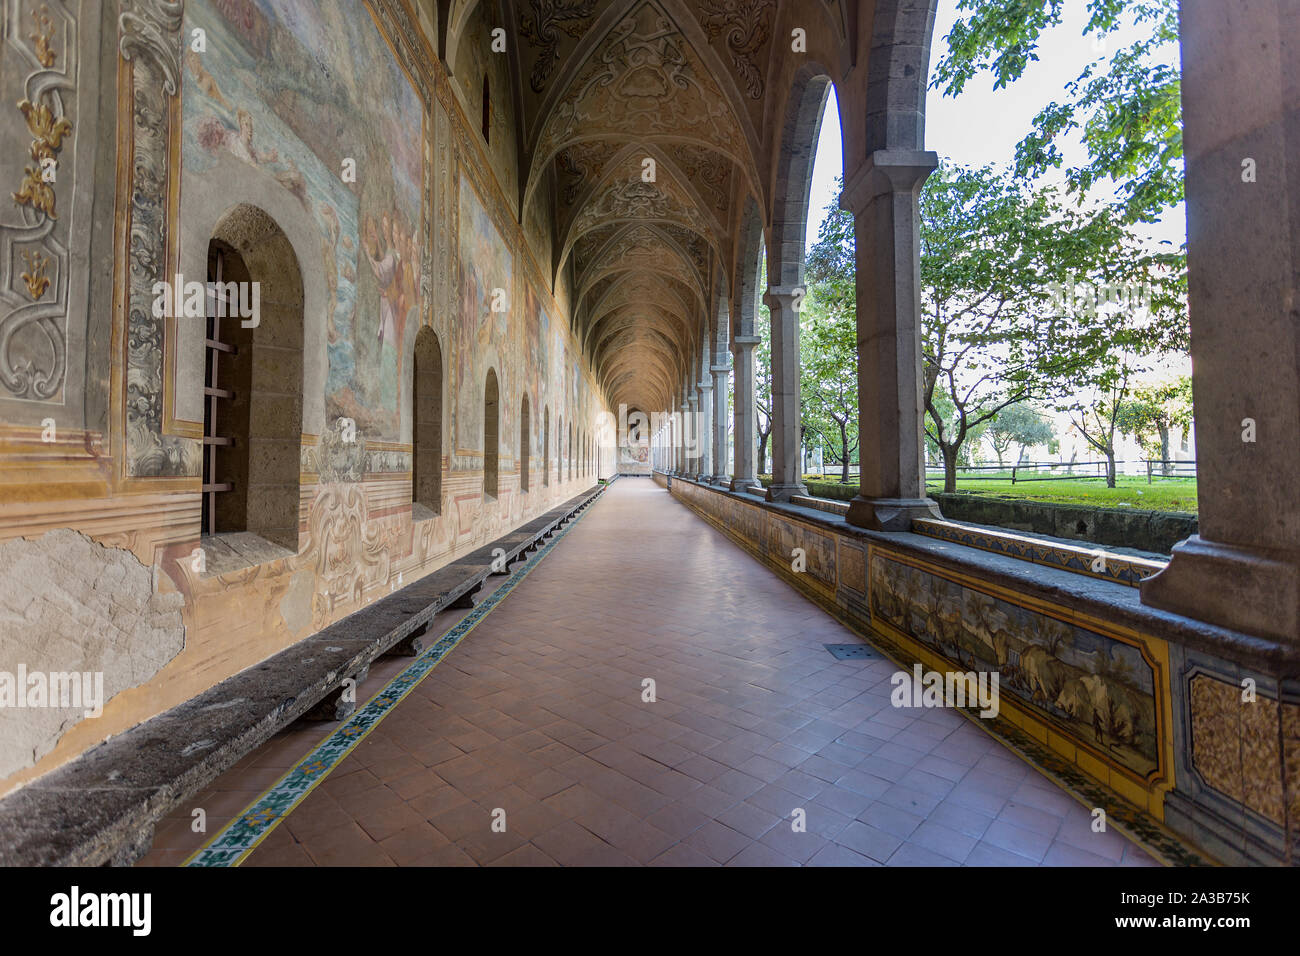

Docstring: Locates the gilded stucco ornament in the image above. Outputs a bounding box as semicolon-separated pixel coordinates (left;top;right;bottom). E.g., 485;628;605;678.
11;98;72;219
20;249;51;301
29;5;59;69
1;0;75;402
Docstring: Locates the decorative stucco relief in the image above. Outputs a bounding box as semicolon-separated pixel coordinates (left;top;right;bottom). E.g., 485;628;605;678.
1;0;77;404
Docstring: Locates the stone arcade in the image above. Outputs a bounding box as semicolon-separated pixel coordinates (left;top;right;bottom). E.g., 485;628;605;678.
0;0;1296;868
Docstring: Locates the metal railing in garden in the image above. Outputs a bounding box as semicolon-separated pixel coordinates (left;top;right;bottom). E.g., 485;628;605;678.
922;461;1124;484
1144;459;1197;482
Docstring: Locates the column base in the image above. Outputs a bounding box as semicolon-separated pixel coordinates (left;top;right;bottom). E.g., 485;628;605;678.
845;496;941;531
730;476;761;493
1139;535;1300;642
710;474;730;486
765;482;809;503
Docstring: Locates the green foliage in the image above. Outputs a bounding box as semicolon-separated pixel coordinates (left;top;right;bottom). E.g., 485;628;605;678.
933;0;1182;224
799;280;858;481
986;403;1054;466
802;179;862;480
1115;374;1192;467
1116;376;1192;446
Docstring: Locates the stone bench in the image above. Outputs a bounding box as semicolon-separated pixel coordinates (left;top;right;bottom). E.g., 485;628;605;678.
0;484;606;866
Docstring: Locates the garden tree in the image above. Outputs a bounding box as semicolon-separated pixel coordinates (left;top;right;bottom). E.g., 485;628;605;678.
799;282;858;483
1115;375;1193;475
1053;233;1188;487
754;298;773;475
810;166;1184;494
917;162;1156;493
1063;369;1131;488
934;0;1182;225
925;388;989;473
986;403;1054;468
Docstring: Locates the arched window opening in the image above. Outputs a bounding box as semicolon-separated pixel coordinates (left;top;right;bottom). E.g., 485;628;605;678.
412;327;443;516
201;205;303;564
484;368;499;500
520;394;530;494
568;423;573;481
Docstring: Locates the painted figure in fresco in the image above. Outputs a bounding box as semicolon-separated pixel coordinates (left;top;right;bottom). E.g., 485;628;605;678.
393;217;418;402
363;213;400;348
273;156;310;210
186;49;230;108
197;108;280;169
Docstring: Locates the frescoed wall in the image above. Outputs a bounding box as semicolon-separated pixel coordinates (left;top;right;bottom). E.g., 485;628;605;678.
181;0;422;442
455;172;514;466
0;0;609;796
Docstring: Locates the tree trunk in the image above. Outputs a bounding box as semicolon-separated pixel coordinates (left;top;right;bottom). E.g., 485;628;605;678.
757;429;770;475
839;421;850;483
943;445;959;493
1105;448;1117;488
1158;426;1171;476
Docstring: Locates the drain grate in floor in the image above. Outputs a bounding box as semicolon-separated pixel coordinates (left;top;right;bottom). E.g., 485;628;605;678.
824;643;879;661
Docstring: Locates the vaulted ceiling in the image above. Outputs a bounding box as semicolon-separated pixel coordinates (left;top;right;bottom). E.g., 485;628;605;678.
442;0;860;413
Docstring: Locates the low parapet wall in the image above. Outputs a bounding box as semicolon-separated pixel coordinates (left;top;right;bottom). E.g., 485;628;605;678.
932;493;1198;555
656;472;1300;866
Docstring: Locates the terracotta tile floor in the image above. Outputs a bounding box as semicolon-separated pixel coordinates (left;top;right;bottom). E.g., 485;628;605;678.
140;478;1159;867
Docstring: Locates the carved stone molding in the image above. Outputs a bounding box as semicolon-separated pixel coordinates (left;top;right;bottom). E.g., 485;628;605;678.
520;0;599;93
697;0;776;100
117;0;183;95
117;0;195;477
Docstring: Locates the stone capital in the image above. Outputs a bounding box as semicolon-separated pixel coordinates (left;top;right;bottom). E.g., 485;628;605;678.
710;364;730;375
841;149;939;214
731;335;760;349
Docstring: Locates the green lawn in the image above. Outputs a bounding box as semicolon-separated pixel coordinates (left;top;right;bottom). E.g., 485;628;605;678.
772;474;1199;513
926;475;1198;512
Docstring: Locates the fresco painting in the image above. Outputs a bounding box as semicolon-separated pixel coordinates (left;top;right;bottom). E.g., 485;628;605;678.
519;280;553;457
182;0;422;442
869;552;1160;779
456;174;514;465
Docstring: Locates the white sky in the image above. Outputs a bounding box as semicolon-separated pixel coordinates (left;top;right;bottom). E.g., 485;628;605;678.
805;0;1186;252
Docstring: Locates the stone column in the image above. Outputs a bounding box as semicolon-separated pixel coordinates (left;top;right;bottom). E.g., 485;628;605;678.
696;380;713;481
684;395;698;478
764;288;809;502
842;149;942;530
681;395;691;476
1140;0;1300;642
671;408;679;474
711;363;730;484
730;336;760;491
